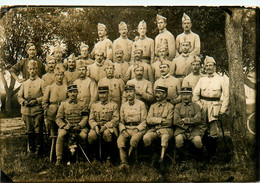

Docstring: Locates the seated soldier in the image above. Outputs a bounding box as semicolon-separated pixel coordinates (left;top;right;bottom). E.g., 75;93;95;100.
55;85;89;165
174;87;206;159
143;86;174;163
88;86;119;161
117;84;147;169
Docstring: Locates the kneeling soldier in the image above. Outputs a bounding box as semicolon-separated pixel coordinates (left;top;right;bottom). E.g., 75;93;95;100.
88;86;119;161
174;87;206;159
55;85;89;165
143;86;174;163
117;84;147;169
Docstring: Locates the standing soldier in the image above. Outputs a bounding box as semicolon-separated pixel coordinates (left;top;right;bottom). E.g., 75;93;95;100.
131;20;155;65
143;86;174;163
42;65;67;136
52;44;67;70
170;40;194;82
17;60;44;156
42;54;56;92
64;53;79;85
182;56;202;90
88;51;112;83
113;45;130;82
152;45;172;81
90;23;113;61
88;86;119;161
176;13;200;57
155;14;176;61
193;56;229;160
10;42;45;83
113;21;133;63
73;60;98;109
55;85;89;165
154;62;181;105
122;66;154;108
125;47;154;83
118;84;147;169
98;63;125;107
76;42;94;66
174;87;206;158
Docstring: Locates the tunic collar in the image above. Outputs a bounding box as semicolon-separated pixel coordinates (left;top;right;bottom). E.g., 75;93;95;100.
159;28;166;34
69;99;78;104
158;100;167;107
161;74;170;79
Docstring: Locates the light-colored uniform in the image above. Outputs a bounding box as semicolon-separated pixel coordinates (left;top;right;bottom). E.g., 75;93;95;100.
122;78;154;107
42;82;67;135
174;102;206;148
170;53;193;80
73;77;98;109
87;60;112;83
131;36;155;64
193;73;229;137
64;69;79;85
75;56;95;66
155;28;176;60
42;72;55;92
90;37;113;60
152;59;172;81
125;61;154;83
143;100;174;147
55;99;89;159
88;101;119;143
98;77;125;107
17;76;44;133
113;36;133;62
114;61;130;82
182;73;202;91
176;31;200;57
117;99;147;148
154;74;181;104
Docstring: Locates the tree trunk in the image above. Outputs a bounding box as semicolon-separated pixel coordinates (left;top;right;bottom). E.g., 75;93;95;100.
225;9;250;164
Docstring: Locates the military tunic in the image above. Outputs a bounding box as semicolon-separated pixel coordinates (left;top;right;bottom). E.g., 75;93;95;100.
75;56;95;66
73;77;98;109
143;100;174;147
42;72;55;92
90;37;113;60
117;99;147;148
87;60;112;83
155;28;176;60
64;69;79;85
88;101;119;143
98;77;125;107
174;102;206;148
56;99;89;159
114;61;130;82
170;53;193;80
152;59;172;81
10;58;45;80
182;73;202;91
176;31;200;57
193;73;229;137
125;61;154;83
154;74;181;104
113;36;133;62
122;78;154;107
17;76;44;133
131;36;155;64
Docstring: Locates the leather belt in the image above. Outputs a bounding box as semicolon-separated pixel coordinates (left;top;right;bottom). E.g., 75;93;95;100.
126;122;139;127
200;96;220;101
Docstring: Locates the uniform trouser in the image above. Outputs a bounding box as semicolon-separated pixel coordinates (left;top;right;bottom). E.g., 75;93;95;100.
56;129;87;159
88;129;113;144
207;120;218;138
175;134;203;149
46;118;58;136
23;113;44;133
143;128;173;147
117;129;145;148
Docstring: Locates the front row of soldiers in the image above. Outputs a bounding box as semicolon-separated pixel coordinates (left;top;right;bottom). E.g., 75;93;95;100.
17;57;228;168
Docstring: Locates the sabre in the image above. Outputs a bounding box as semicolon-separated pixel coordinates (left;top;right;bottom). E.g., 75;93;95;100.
78;143;91;164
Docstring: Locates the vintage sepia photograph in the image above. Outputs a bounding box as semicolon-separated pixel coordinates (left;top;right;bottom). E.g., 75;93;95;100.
0;5;258;182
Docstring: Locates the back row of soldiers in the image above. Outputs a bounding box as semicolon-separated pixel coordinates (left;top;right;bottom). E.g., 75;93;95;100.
12;13;229;168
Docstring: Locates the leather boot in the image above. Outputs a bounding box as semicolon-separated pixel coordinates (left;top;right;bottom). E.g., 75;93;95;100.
28;133;35;155
35;133;44;156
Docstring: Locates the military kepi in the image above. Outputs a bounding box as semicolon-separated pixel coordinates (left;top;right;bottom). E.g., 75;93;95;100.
155;86;168;93
180;87;192;93
67;84;78;91
98;86;109;93
124;84;135;91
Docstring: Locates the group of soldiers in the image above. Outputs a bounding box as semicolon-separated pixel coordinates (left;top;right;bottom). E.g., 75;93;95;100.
10;13;229;168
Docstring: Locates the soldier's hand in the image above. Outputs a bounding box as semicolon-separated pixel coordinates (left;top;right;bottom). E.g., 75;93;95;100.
23;100;29;106
64;124;71;130
100;126;106;133
122;130;129;138
182;118;190;124
73;125;81;131
95;126;100;135
133;128;139;134
29;99;37;106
